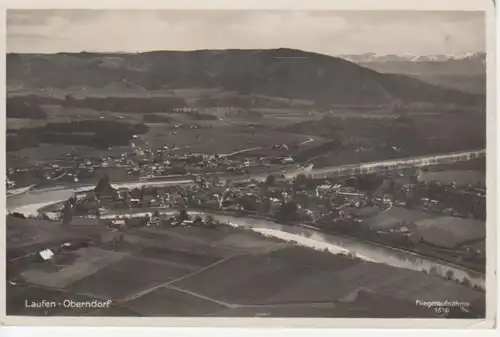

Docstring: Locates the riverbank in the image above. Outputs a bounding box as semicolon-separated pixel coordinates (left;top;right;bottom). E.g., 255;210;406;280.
6;214;484;318
9;189;486;292
89;208;485;291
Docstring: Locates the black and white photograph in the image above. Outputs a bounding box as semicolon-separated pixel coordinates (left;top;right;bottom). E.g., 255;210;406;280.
3;6;495;324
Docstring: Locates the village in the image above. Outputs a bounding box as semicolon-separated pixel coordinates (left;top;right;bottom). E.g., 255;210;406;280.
5;9;490;320
6;137;299;192
24;157;484;276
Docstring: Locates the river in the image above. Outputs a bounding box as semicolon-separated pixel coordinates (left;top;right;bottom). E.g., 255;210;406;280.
6;186;485;291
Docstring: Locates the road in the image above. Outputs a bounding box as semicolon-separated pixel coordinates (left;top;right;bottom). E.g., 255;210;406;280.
219;136;315;158
298;137;314;146
219;147;263;158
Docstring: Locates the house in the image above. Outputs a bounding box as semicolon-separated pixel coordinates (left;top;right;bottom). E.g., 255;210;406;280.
181;220;194;227
38;249;54;261
148;199;162;207
130;198;141;205
382;194;394;205
110;219;127;230
117;188;130;200
337;191;366;198
394;200;406;207
73;217;101;226
317;184;333;191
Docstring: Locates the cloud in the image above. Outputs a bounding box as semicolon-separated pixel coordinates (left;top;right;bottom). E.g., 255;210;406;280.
6;10;485;55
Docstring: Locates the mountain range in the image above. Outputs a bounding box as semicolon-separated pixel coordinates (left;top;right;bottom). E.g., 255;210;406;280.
337;52;486;95
7;48;483;107
338;52;486;64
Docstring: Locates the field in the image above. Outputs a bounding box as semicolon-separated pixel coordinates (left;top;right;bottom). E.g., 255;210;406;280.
139;123;320;154
8;143;130;163
6;217;108;251
68;255;193;300
425;158;486;172
6;90;485;174
6;217;485;317
21;247;127;289
6;100;330;166
286;112;486;168
7;118;48;129
461;240;486;255
122;287;227;316
414;217;486;248
418;170;485;186
364;207;436;231
210;291;434;318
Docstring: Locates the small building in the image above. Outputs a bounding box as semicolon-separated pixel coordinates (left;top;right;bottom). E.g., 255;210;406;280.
38;249;54;261
317;184;333;191
130;198;141;205
73;217;101;226
382;194;394;205
111;219;127;230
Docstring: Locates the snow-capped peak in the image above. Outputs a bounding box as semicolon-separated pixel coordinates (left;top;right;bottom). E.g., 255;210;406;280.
338;52;485;63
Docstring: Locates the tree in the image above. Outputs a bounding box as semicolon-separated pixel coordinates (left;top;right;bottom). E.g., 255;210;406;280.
95;174;111;191
178;208;189;222
292;173;311;194
345;177;358;187
323;198;333;211
461;278;472;288
405;197;420;209
95;173;115;198
194;215;203;225
130;188;141;199
428;181;443;200
10;212;26;219
295;173;308;186
145;186;158;197
61;201;73;225
206;215;215;227
260;198;272;214
265;174;276;187
356;174;383;193
240;195;258;212
277;201;299;222
428;266;438;276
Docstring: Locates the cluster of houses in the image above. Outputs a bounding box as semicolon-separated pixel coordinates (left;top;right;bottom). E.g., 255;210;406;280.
106;211;218;231
6;177;16;189
60;161;486;236
131;144;283;179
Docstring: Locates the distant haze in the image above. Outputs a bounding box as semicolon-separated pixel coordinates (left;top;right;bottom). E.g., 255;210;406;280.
7;10;485;56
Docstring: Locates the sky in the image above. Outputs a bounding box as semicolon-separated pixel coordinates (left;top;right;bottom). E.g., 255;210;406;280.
6;10;485;56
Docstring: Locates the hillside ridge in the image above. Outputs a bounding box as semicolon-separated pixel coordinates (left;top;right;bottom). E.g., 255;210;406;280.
7;48;483;107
